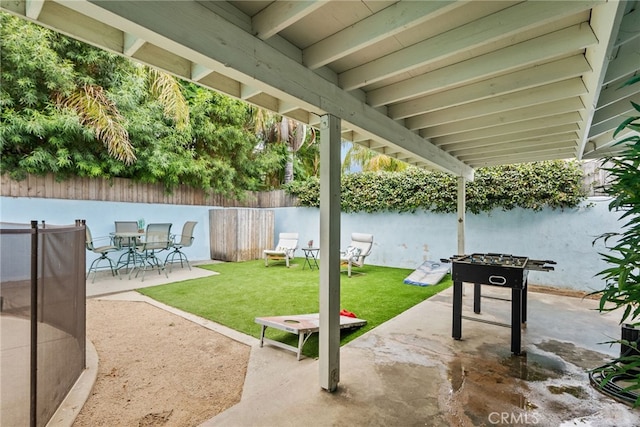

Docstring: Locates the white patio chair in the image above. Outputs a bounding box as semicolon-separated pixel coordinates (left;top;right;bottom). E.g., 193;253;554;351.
340;233;374;277
264;232;299;267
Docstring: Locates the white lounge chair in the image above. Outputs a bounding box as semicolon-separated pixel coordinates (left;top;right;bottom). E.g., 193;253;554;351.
340;233;374;277
264;232;299;267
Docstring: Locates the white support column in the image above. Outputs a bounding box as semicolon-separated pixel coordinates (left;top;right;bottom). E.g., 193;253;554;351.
457;176;466;255
319;114;341;392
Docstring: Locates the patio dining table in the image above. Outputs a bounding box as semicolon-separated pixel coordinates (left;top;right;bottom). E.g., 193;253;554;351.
110;230;144;272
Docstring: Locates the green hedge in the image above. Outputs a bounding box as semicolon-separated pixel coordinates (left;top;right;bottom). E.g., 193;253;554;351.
284;160;588;214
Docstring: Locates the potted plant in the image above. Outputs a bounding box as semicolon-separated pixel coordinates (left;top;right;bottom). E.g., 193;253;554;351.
590;74;640;405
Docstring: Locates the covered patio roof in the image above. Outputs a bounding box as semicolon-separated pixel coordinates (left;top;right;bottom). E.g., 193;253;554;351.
2;0;639;180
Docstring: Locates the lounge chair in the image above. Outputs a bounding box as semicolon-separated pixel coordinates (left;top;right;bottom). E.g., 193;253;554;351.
340;233;374;277
264;232;299;267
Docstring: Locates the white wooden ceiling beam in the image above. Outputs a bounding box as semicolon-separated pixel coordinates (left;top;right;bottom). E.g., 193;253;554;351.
25;0;44;19
367;23;597;107
615;6;640;47
389;55;590;120
468;149;577;167
452;133;578;158
589;105;635;138
463;144;577;163
440;125;580;151
421;98;585;139
576;0;627;160
603;36;640;85
240;84;262;100
303;0;457;70
252;1;326;40
123;32;145;56
407;79;587;130
434;113;582;146
597;76;640;108
339;0;599;92
191;63;213;82
592;94;637;125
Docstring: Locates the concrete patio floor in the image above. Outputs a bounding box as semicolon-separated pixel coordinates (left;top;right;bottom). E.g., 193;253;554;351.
67;264;640;426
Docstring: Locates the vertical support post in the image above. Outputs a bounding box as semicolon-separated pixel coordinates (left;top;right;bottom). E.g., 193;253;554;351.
30;220;38;427
319;114;341;392
457;176;466;255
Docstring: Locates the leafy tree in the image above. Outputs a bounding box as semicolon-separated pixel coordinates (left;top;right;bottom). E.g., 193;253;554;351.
342;141;409;173
0;13;270;196
251;108;318;187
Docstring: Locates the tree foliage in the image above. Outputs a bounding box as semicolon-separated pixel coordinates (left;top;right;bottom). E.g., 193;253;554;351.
0;13;293;196
285;160;588;213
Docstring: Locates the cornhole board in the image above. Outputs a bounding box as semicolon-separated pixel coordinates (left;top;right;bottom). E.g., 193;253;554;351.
255;313;367;360
403;260;450;287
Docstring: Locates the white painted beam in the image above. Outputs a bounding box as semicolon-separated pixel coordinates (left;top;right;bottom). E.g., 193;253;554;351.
434;113;581;146
368;24;597;107
339;1;599;91
439;125;579;151
25;0;44;19
576;0;627;159
191;63;213;82
303;0;457;69
406;79;587;130
252;1;326;40
123;32;144;56
421;98;585;139
389;55;591;120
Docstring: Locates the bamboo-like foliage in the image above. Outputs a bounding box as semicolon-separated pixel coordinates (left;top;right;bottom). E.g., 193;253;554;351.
590;74;640;407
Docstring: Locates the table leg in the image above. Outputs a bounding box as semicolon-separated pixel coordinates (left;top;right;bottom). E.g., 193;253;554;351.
473;283;481;313
452;280;463;340
511;287;522;355
260;325;266;348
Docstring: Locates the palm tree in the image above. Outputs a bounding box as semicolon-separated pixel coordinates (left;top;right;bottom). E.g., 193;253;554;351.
342;141;409;173
252;109;316;184
56;67;189;165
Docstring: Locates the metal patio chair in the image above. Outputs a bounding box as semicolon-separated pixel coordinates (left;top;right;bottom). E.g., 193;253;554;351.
85;226;120;283
130;223;172;281
165;221;198;272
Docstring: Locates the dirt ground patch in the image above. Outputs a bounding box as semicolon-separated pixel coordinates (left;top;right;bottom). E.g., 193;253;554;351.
73;299;250;427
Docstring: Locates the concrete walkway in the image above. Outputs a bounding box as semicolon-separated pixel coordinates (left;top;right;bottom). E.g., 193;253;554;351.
60;264;640;426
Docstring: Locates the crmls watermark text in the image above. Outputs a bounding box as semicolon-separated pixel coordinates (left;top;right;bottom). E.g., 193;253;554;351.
488;412;540;425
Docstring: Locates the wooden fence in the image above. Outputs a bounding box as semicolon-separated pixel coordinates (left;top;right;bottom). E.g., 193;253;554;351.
0;173;297;208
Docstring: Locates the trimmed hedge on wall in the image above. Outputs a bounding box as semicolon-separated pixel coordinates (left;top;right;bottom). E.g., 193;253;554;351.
284;160;588;214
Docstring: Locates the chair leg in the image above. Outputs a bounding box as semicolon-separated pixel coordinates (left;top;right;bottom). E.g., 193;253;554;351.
165;249;191;272
87;254;118;283
135;250;168;282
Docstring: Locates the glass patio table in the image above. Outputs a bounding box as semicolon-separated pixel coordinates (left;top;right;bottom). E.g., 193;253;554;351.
110;230;144;272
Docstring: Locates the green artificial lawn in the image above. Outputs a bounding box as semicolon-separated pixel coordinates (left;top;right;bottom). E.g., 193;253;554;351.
138;259;451;359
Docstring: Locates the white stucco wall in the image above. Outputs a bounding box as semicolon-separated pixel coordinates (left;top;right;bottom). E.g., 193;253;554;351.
272;197;622;292
0;196;622;292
